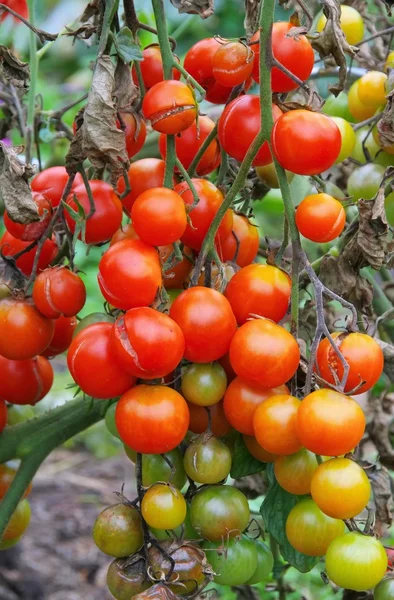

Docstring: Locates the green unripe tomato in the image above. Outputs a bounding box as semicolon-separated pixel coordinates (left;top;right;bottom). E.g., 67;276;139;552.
203;536;258;586
323;92;355;122
73;312;114;337
6;405;35;426
351;127;394;167
255;163;294;189
348;163;386;202
123;447;187;490
105;403;120;439
92;504;143;557
374;577;394;600
107;558;150;600
246;540;274;584
183;434;232;484
181;363;227;407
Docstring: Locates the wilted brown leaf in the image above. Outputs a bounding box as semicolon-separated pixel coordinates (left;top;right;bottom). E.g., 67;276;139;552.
114;59;139;110
0;255;27;290
81;0;101;21
64;24;97;41
0;46;29;89
377;91;394;150
65;107;85;175
169;0;214;18
365;462;393;537
368;392;394;471
0;143;39;224
132;583;179;600
244;0;260;38
357;190;389;270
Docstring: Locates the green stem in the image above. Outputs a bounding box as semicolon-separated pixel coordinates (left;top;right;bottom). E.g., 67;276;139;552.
26;0;38;164
98;0;119;56
187;124;218;177
36;18;79;60
175;158;199;206
172;61;206;98
164;135;176;188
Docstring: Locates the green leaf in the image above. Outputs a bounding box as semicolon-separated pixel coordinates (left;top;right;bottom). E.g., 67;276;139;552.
260;464;320;573
230;435;267;478
114;28;143;64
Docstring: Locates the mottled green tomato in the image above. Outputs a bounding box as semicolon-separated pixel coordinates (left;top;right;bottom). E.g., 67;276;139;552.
183;434;232;484
246;540;274;584
323;92;355;122
181;363;227;407
105;403;120;439
92;504;143;557
3;499;31;541
348;163;385;201
149;504;199;541
374;577;394;600
107;558;150;600
73;312;114;337
123;447;187;490
351;127;394;167
6;405;35;426
255;163;294;189
203;536;258;585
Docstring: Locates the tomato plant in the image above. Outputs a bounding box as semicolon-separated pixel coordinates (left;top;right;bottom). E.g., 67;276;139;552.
141;483;186;530
183;434;232;483
142;80;197;134
93;504;144;557
253;394;302;455
181;362;227;406
296;193;346;243
33;266;86;318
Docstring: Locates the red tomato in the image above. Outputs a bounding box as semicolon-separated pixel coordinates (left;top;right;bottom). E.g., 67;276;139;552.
0;355;53;405
65;180;123;244
316;332;384;394
0;400;6;432
212;41;254;88
110;307;185;379
131;187;187;246
110;223;139;246
169;287;237;363
296;193;346;243
0;231;57;276
218;96;282;166
132;45;181;89
243;435;277;462
1;0;28;20
31;166;82;207
67;322;136;399
33;266;86;319
271;110;342;175
118;158;166;215
251;22;314;92
253;394;302;455
159;116;221;176
120;112;146;158
98;239;162;310
225;263;291;325
4;193;52;241
223;376;289;435
158;245;194;289
0;297;54;360
217;214;259;267
142;80;197;134
175;179;233;251
229;318;300;388
115;385;189;453
188;401;231;437
42;315;77;357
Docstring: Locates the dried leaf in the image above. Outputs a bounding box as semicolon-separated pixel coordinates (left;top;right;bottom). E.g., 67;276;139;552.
0;255;27;290
377;90;394;150
357;190;389;270
367;391;394;471
365;462;393;537
65;107;85;174
114;59;139;110
169;0;214;18
81;0;101;21
244;0;261;38
64;24;97;41
132;583;179;600
377;339;394;382
0;46;29;89
0;143;39;224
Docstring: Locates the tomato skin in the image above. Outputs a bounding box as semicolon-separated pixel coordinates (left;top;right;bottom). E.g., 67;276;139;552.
98;239;162;310
4;192;52;241
121;112;146;158
243;435;277;462
326;533;387;591
311;458;370;519
42;315;76;356
348;163;386;202
188;401;231;437
110;223;139;246
316;332;384;394
118;158;166;215
229;319;300;389
0;297;54;360
175;179;233;251
181;362;227;407
296;193;346;243
296;388;366;456
132;45;180;89
0;400;6;433
253;394;302;456
246;540;274;584
141;484;186;530
286;498;345;557
0;465;32;500
73;312;114;337
331;116;356;163
33;266;86;319
274;449;320;495
0;355;53;405
142;80;197;134
93;504;143;558
139;449;187;490
67;323;136;399
159;245;194;290
169;287;237;363
225;263;291;325
159;116;220;176
348;80;377;122
218;96;281;166
115;385;189;454
184;434;232;484
131;187;187;246
375;577;394;600
272;110;341;175
317;5;364;45
107;558;150;600
217;214;259;267
31;166;83;207
0;231;57;276
110;307;185;379
212;41;254;87
203;536;258;586
3;499;31;541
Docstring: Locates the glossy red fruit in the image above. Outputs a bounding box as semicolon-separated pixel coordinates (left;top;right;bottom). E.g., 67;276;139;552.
142;80;197;134
118;158;166;215
131;187;187;246
188;401;231;437
121;112;147;158
132;45;181;89
4;193;52;241
42;315;77;357
0;355;53;405
0;231;57;276
1;0;28;21
295;193;346;243
33;266;86;319
67;322;136;399
212;41;254;87
110;223;139;246
31;166;83;207
217;214;259;267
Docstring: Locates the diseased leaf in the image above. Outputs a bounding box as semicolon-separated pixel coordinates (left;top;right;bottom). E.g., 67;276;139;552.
230;435;266;478
0;255;27;290
367;391;394;471
114;28;143;64
114;59;139;110
365;462;393;537
244;0;261;38
0;143;39;224
0;46;29;89
81;0;101;21
377;340;394;382
65;107;85;174
357;190;389;270
169;0;214;19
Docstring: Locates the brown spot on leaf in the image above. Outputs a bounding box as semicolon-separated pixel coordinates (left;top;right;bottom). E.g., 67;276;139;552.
169;0;214;19
0;143;39;224
0;45;29;89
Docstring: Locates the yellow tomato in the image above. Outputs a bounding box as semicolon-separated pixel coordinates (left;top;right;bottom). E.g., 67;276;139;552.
358;71;387;109
385;50;394;71
317;5;364;45
348;80;376;122
330;116;356;163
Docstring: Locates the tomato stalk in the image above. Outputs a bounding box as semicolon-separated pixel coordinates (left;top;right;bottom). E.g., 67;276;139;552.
26;0;38;164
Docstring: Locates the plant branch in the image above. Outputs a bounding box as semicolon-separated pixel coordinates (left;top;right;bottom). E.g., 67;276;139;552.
0;4;57;42
26;0;38;164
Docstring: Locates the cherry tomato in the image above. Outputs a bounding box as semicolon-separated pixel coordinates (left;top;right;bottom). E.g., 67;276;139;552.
326;533;387;591
107;558;150;600
296;388;366;456
286;498;345;557
348;163;386;202
67;322;136;399
31;166;83;207
255;163;294;189
159;116;220;176
120;112;146;158
272;110;341;175
253;394;302;456
274;449;321;495
170;287;237;363
110;223;139;246
217;214;259;267
218;96;282;166
322;91;355;122
115;385;189;454
0;231;57;276
132;45;180;88
246;540;274;584
93;504;143;557
251;22;314;92
73;312;114;337
141;483;186;530
0;354;53;405
311;458;370;519
159;245;194;290
295;193;346;243
184;434;232;484
203;536;258;586
148;540;207;593
188;401;231;437
142;80;197;134
98;239;162;310
0;400;6;433
0;465;32;500
243;435;277;463
131;187;187;246
375;577;394;600
330;116;356;163
229;318;300;388
175;179;233;251
348;80;377;122
181;362;227;407
110;307;185;379
4;192;52;241
190;485;250;541
139;449;187;490
33;266;86;319
317;5;364;45
212;41;254;87
118;158;166;215
3;499;31;541
42;315;76;356
358;72;387;109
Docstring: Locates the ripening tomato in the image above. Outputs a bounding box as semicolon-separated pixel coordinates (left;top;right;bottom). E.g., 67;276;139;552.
0;465;32;500
131;187;187;246
255;163;295;189
253;394;302;455
217;214;259;267
271;110;342;175
0;400;6;433
42;315;76;356
218;96;282;166
159;116;220;176
348;162;386;202
98;239;162;310
141;484;186;530
311;458;371;519
286;498;345;557
348;80;376;122
203;536;258;586
0;297;54;360
132;45;181;89
0;354;53;405
184;434;232;484
250;22;314;92
115;385;189;454
295;193;346;243
296;389;365;456
224;377;289;435
110;307;185;379
118;158;166;215
3;499;31;542
110;223;139;246
246;540;274;585
359;72;387;109
120;112;147;158
317;5;364;45
181;362;227;407
326;533;387;591
0;231;57;276
169;287;237;363
33;266;86;319
275;449;321;495
243;435;277;463
330;116;356;163
229;319;300;388
142;80;197;134
188;401;231;437
4;193;52;242
212;41;254;87
375;577;394;600
107;558;150;600
65;180;123;244
175;179;233;251
316;332;384;394
225;263;291;325
159;245;194;289
67;322;136;399
31;166;83;207
93;504;143;558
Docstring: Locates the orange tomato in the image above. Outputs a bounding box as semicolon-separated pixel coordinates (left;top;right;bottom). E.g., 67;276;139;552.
253;395;302;455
